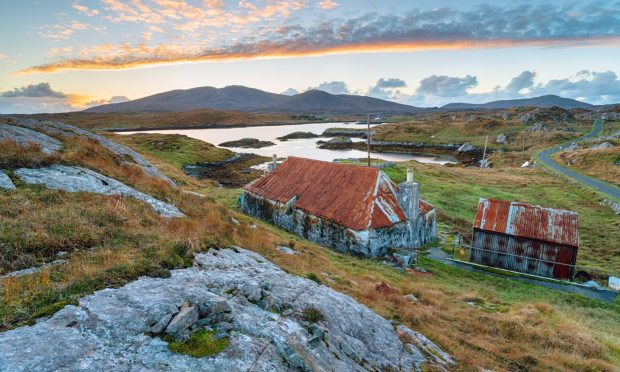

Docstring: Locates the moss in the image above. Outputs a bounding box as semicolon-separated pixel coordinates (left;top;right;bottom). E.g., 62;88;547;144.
167;330;228;358
301;306;325;323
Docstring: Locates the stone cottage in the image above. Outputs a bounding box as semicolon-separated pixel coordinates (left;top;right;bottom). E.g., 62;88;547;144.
240;157;437;257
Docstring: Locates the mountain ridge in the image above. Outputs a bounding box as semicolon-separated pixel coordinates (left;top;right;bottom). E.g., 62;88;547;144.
441;94;594;110
85;86;603;114
85;85;422;114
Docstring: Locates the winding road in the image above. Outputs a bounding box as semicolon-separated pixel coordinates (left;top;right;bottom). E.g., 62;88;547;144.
537;118;620;201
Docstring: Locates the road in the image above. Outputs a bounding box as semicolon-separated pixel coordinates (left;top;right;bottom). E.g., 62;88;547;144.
537;118;620;201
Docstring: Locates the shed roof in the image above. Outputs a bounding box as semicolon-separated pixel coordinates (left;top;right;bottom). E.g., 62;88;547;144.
473;198;579;247
244;157;432;231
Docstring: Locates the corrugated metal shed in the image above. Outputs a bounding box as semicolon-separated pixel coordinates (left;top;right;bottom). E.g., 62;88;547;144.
473;198;579;247
245;157;433;231
471;198;579;280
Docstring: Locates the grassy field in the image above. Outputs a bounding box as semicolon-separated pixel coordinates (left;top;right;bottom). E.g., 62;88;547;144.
1;125;619;370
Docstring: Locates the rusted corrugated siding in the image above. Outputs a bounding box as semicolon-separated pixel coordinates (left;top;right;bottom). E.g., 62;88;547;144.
471;229;577;279
419;200;434;215
245;157;410;231
473;198;579;247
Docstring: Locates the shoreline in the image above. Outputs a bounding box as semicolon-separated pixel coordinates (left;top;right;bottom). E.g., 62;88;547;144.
106;120;361;133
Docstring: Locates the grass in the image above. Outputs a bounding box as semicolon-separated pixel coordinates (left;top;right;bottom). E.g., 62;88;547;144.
110;133;233;168
167;329;228;357
1;121;619;370
377;161;620;276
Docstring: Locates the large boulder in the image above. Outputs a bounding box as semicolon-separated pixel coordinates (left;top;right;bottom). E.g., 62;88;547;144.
0;170;15;190
4;117;174;185
14;165;183;218
0;247;452;371
0;123;61;154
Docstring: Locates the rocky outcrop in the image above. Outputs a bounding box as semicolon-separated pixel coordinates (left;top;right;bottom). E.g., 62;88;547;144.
0;247;451;371
14;165;183;218
4;117;174;185
0;123;61;154
0;170;15;190
589;142;614;150
495;133;509;145
601;199;620;215
219;138;275;148
276;132;319;141
518;107;574;125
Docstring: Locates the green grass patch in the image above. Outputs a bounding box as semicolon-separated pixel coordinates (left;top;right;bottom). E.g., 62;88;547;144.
116;133;233;168
167;330;228;358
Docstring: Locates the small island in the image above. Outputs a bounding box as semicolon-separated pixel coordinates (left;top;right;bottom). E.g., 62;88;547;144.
317;136;353;149
219;138;275;148
276;131;320;141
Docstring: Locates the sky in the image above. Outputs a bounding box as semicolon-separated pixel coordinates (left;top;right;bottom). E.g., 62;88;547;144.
1;0;620;113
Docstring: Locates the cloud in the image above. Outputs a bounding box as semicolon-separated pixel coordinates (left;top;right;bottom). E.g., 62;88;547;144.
0;83;129;114
281;88;299;95
72;3;99;16
38;21;90;40
308;81;350;94
21;2;620;74
318;0;337;10
0;53;7;60
505;71;536;93
402;70;620;106
529;70;620;104
1;82;66;98
416;75;477;97
375;78;406;89
366;78;407;101
0;97;76;114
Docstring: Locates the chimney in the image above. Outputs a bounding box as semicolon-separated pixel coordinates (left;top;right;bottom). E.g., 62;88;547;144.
268;154;278;171
398;168;420;220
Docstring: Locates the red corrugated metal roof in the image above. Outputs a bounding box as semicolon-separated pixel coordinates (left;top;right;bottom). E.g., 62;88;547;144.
473;198;579;247
245;157;433;231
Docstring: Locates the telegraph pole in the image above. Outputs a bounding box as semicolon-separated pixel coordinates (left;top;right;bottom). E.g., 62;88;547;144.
367;113;371;166
481;135;488;171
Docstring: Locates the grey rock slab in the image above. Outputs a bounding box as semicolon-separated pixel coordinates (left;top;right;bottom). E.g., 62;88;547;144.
7;117;174;185
149;313;174;334
0;170;15;190
0;123;61;154
0;247;450;371
165;306;199;336
276;245;297;255
457;143;474;153
14;164;183;218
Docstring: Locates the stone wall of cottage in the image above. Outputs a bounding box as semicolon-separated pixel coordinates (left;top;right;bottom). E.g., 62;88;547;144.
240;191;438;257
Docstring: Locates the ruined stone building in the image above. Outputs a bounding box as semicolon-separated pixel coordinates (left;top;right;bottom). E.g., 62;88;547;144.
240;157;437;257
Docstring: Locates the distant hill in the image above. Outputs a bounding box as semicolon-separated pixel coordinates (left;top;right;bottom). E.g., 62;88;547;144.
442;95;594;110
86;85;423;114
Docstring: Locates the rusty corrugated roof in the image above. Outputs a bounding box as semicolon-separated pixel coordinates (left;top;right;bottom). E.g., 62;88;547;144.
473;198;579;247
245;157;433;231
